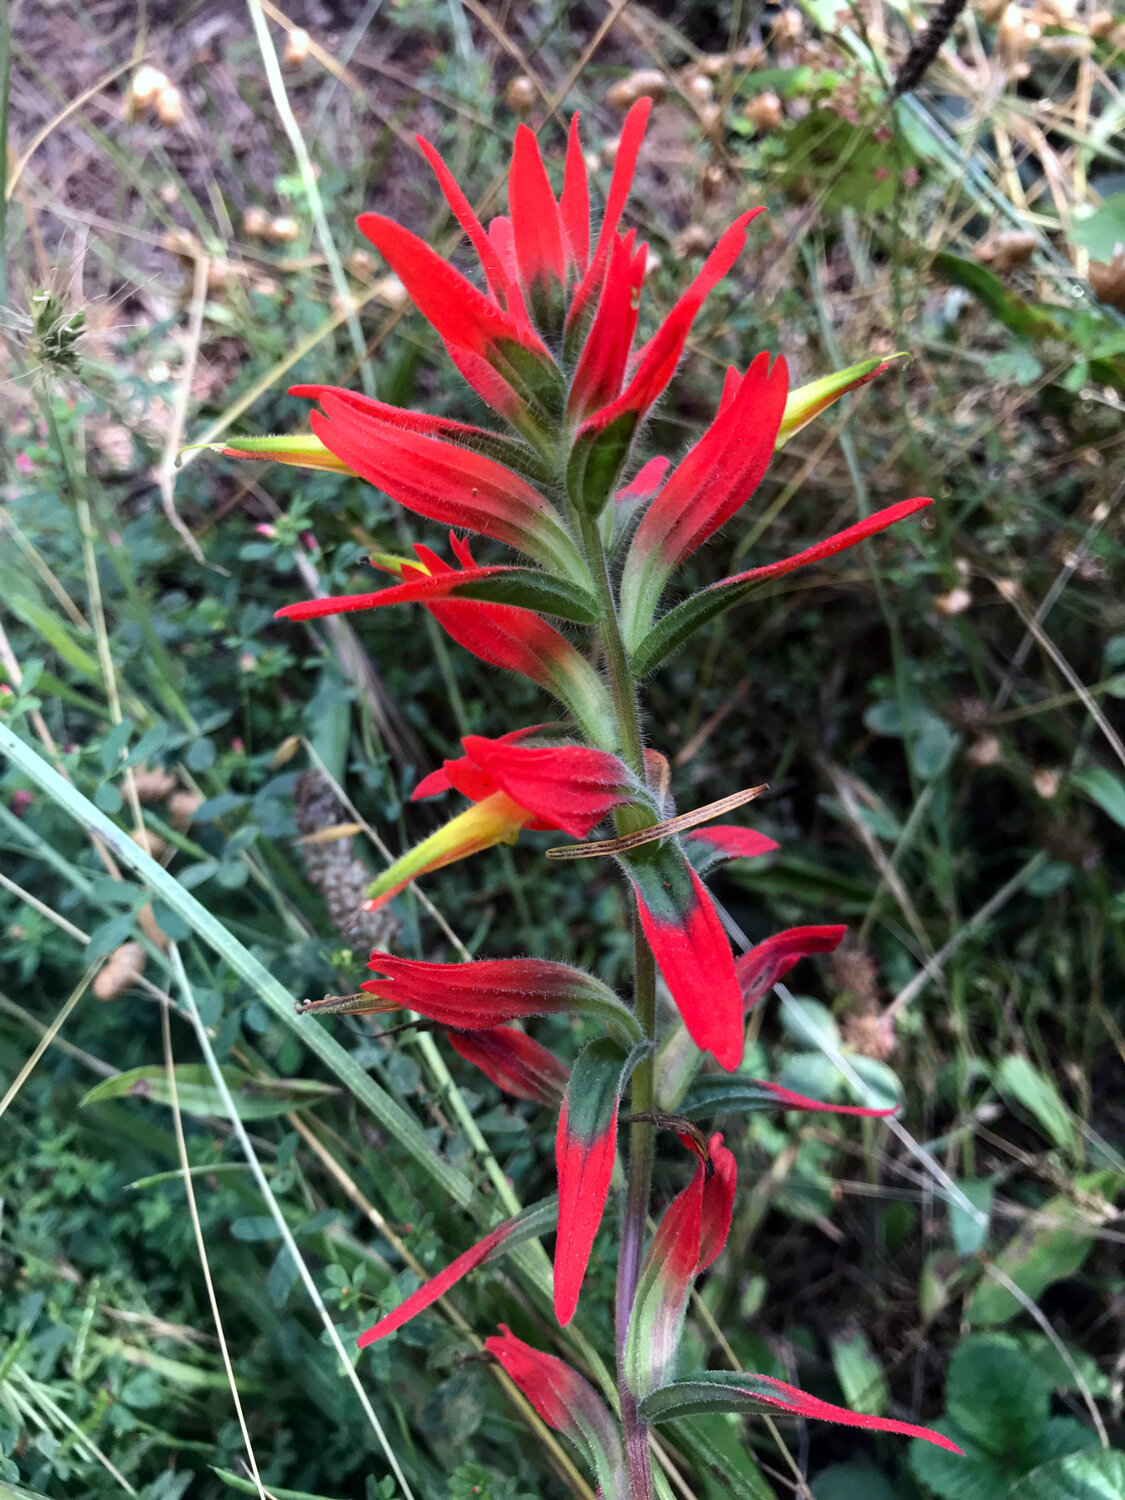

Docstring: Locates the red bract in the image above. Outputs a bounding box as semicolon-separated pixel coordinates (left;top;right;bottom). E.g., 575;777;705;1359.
620;352;790;649
446;1026;569;1107
554;1039;636;1324
683;824;780;878
625;848;745;1070
736;925;848;1011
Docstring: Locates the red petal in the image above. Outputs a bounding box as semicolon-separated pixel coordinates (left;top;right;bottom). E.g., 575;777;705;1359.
628;352;790;571
696;1133;737;1271
446;1026;569;1106
736;925;848;1011
357;1217;512;1347
555;1094;618;1325
560;114;590;271
460;733;631;837
704;497;935;594
578;209;762;435
510;124;567;293
684;825;779;862
746;1376;964;1453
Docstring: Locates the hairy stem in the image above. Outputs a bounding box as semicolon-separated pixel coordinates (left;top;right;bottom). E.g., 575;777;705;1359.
578;511;656;1500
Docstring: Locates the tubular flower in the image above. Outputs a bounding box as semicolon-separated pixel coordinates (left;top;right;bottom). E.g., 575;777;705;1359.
625;1133;737;1397
486;1326;629;1500
364;731;636;911
445;1026;568;1107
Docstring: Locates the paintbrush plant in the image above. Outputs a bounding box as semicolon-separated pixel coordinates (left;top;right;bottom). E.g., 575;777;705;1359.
217;101;956;1497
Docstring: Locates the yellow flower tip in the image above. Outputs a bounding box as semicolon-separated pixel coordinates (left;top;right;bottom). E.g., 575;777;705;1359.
364;795;531;908
775;352;909;451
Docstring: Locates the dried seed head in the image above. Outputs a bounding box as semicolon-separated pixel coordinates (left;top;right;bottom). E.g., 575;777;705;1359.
1033;767;1061;799
997;2;1034;51
154;85;184;127
733;42;767;68
974;229;1037;272
831;945;880;1008
966;734;1002;767
673;224;711;258
607;68;666;110
268;215;300;243
772;8;804;44
644;248;663;278
504;74;537;115
1088;252;1125;312
744;90;784;131
842;1010;897;1060
129;65;169;113
131;766;178;803
242;205;272;239
698;52;729;77
162;228;201;261
701;163;726;201
94;942;147;1001
683;70;715;104
697;102;723;138
284;27;311;66
346;248;376;280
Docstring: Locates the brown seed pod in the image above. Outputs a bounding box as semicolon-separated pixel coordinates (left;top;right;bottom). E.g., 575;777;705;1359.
94;942;146;1001
701;163;726;201
132;766;178;802
242;205;272;239
168;790;204;827
267;215;300;244
606;68;666;111
127;65;169;116
1088;252;1125;312
504;75;537;115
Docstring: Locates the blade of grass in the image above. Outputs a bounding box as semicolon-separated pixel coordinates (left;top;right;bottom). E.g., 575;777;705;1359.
167;942;417;1499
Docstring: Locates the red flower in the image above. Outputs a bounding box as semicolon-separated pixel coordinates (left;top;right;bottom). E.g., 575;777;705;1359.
736;924;848;1011
362;731;635;910
445;1026;568;1107
625;1133;737;1396
486;1325;628;1498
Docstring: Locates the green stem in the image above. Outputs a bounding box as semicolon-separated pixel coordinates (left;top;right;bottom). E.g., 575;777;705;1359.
578;511;656;1500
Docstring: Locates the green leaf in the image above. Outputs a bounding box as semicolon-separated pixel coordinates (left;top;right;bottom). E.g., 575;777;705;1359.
1071;767;1125;831
640;1371;804;1423
950;1178;995;1256
966;1171;1124;1326
829;1328;889;1417
1007;1450;1125;1500
211;1469;348;1500
945;1336;1049;1457
444;569;599;624
1071;195;1125;261
779;997;841;1050
664;1414;777;1500
630;576;769;678
80;1065;338;1121
812;1463;899;1500
995;1055;1078;1154
909;1423;1023;1500
680;1076;807;1120
933;253;1064;342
